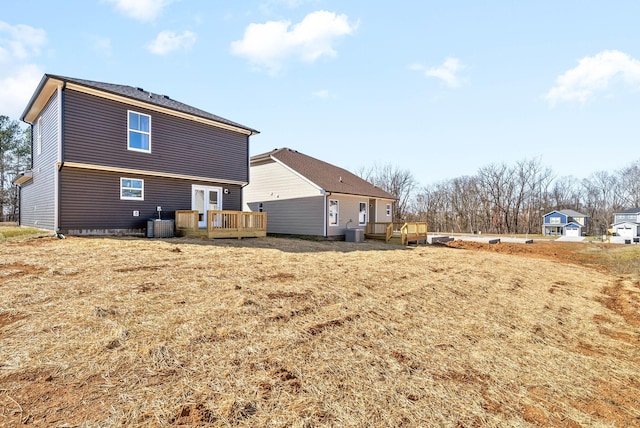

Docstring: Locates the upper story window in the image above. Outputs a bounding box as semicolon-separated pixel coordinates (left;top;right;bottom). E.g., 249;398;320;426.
128;111;151;152
549;217;561;224
120;178;144;200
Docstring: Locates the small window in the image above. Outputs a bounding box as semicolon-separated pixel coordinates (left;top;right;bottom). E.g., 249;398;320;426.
120;178;144;200
358;202;367;226
386;204;391;217
329;199;339;226
128;111;151;152
37;117;42;155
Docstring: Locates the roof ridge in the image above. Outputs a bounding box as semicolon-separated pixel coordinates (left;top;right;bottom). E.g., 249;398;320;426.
39;74;259;134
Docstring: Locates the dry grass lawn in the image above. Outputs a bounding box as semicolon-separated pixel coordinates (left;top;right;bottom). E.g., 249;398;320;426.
1;235;639;427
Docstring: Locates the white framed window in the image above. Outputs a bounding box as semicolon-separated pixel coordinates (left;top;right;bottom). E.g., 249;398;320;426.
329;199;339;226
128;111;151;152
358;202;367;226
549;217;561;224
386;204;392;217
37;117;42;155
120;178;144;200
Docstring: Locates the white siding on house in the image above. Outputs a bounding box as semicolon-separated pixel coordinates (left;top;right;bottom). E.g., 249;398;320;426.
20;91;59;230
244;160;325;235
375;200;393;223
325;194;368;236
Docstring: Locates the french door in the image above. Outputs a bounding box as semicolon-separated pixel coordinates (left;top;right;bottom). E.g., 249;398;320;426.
192;185;222;227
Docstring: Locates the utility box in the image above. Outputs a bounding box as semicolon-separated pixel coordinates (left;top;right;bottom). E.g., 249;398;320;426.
345;228;364;243
147;219;175;238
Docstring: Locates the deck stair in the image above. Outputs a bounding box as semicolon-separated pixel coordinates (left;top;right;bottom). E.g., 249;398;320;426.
365;222;428;245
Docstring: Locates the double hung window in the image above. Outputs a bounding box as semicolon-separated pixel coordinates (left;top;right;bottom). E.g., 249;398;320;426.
128;111;151;152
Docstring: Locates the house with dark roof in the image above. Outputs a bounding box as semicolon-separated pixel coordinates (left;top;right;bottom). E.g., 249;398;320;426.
13;74;258;235
610;207;640;242
541;209;588;237
243;148;396;238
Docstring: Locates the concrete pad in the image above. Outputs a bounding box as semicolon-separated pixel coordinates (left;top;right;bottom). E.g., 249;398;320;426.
456;236;501;244
428;235;454;244
555;236;585;242
499;237;534;244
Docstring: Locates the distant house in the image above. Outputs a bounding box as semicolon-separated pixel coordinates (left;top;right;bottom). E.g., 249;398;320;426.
542;209;588;237
13;74;258;235
610;207;640;240
243;148;396;238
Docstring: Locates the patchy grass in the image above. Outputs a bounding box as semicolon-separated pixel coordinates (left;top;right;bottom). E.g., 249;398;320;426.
0;236;639;427
0;225;51;241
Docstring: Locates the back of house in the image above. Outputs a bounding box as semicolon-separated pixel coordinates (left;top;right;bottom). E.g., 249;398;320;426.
14;74;258;235
244;148;396;238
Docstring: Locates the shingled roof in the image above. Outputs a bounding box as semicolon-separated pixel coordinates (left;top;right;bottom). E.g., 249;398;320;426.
22;74;259;135
252;148;396;200
614;207;640;214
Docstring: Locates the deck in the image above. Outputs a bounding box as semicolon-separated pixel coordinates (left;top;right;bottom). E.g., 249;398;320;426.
175;210;267;239
365;222;428;245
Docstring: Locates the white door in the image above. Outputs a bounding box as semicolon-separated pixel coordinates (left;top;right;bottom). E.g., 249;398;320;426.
565;227;579;237
192;185;222;228
617;226;633;238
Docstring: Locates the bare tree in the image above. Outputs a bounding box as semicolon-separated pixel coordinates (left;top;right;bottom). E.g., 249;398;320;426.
582;171;621;235
1;116;29;222
356;163;417;222
618;160;640;208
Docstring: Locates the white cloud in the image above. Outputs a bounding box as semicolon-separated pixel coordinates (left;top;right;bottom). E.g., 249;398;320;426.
105;0;174;22
230;10;358;74
0;21;46;119
0;21;47;61
411;57;467;88
545;50;640;105
89;35;112;57
147;30;197;55
312;89;329;99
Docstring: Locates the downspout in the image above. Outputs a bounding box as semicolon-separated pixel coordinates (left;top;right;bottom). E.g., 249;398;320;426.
324;192;330;237
54;83;64;231
241;134;250;210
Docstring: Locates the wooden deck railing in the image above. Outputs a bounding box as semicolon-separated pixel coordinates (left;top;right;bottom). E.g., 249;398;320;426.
365;222;394;242
175;210;199;232
175;210;267;239
400;222;428;245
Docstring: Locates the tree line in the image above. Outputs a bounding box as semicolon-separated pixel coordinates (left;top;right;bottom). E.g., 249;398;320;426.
2;111;638;234
358;158;640;236
0;116;31;222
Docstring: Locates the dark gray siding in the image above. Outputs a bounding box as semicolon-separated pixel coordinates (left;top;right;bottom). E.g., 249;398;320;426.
58;167;242;233
246;196;325;236
20;91;59;230
62;89;249;183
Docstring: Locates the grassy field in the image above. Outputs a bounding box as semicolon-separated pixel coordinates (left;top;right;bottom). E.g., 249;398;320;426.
0;224;50;241
1;235;639;427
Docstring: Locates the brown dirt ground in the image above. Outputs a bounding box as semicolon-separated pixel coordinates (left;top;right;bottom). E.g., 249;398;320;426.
1;236;639;427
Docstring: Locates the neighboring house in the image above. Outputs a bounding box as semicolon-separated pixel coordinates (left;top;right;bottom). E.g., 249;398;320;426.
542;209;588;237
610;207;640;240
13;74;258;235
243;148;396;237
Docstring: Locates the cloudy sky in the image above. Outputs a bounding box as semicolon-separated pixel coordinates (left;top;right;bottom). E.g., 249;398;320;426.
2;1;639;185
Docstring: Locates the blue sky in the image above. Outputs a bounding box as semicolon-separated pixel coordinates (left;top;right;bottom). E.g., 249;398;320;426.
2;1;639;186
